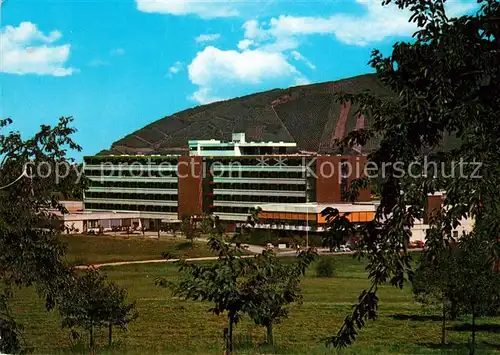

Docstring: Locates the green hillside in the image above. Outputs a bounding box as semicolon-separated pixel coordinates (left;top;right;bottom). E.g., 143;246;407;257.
99;73;391;156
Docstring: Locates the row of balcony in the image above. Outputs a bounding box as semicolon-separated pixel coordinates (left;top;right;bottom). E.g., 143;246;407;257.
85;165;179;171
88;187;178;195
212;189;306;197
88;176;178;183
212;177;306;184
84;198;178;206
84;203;178;214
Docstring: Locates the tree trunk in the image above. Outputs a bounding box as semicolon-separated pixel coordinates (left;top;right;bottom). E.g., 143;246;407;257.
471;305;476;355
89;322;94;351
266;323;274;345
441;300;446;345
450;298;458;320
108;323;112;346
228;313;234;354
223;328;229;355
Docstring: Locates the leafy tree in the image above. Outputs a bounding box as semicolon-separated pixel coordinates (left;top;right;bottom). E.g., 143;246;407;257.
249;207;262;224
415;234;500;353
232;207;263;244
167;222;179;237
200;213;215;235
0;288;24;354
243;207;262;232
213;215;226;236
323;0;500;349
55;163;88;201
0;117;84;351
59;268;137;350
321;208;355;251
102;282;138;346
162;236;316;352
59;269;108;349
412;242;461;344
453;235;500;354
160;237;250;354
179;215;198;243
241;249;316;345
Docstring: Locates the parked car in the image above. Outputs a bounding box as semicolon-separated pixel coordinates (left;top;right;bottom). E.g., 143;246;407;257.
333;245;351;252
339;245;351;252
415;240;425;248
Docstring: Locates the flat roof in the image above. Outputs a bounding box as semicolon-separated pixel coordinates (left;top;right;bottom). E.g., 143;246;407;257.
238;142;296;147
188;141;296;146
256;202;378;214
84;155;180;159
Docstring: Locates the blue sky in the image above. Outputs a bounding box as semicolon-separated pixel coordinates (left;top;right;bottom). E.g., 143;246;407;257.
0;0;476;161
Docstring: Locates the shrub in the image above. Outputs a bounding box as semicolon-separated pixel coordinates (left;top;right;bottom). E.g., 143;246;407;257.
315;258;334;278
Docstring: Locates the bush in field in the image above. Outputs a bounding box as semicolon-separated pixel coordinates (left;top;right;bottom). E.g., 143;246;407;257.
161;237;248;354
315;258;335;278
163;237;316;353
243;249;316;345
59;269;137;350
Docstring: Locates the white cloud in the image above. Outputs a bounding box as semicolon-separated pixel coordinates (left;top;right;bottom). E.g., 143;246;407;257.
195;33;221;43
290;50;316;70
111;48;125;55
136;0;238;18
446;0;477;17
237;39;254;51
180;0;475;105
294;76;310;86
243;0;476;47
189;46;299;86
259;36;299;52
242;19;269;41
190;87;226;105
0;22;76;76
245;4;413;47
188;46;304;104
168;61;184;76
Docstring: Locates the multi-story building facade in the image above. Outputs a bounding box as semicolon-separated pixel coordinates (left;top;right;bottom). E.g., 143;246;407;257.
81;133;474;241
83;133;372;232
83;155;180;229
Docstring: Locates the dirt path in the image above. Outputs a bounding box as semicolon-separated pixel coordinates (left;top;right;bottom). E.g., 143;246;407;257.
73;249;366;270
73;255;256;270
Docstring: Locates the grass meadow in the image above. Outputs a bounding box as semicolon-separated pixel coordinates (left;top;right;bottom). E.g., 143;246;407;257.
60;234;214;265
8;235;500;354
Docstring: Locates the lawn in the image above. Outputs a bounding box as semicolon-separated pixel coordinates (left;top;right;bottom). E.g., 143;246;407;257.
9;254;500;354
61;234;214;265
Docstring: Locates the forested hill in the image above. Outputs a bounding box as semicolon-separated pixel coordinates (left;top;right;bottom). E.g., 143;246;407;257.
99;73;391;156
